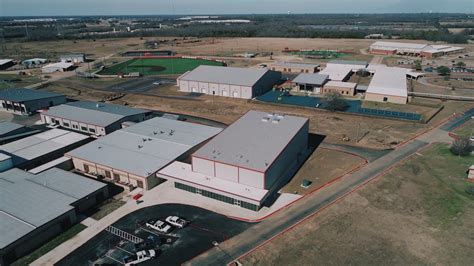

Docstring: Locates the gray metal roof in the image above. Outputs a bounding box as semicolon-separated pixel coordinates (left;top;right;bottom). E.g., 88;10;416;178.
0;128;89;166
0;122;24;137
328;60;368;66
292;73;329;85
67;117;222;177
193;111;308;172
0;168;106;249
43;101;150;127
179;65;271;86
0;88;64;103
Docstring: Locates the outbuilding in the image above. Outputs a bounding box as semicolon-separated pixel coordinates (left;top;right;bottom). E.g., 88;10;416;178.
0;59;15;70
41;101;152;136
322;81;357;96
158;111;309;211
292;73;329;93
41;62;74;73
0;168;108;265
0;88;66;116
60;53;86;64
177;65;281;99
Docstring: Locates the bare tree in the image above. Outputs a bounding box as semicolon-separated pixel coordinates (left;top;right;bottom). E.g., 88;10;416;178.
450;136;472;156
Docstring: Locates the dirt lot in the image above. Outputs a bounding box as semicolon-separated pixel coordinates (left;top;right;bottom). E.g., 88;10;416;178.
428;76;474;90
241;143;474;265
282;148;366;195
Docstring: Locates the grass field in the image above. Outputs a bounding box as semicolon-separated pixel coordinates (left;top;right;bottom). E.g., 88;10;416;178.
0;74;42;90
242;143;474;265
12;223;87;266
98;58;225;76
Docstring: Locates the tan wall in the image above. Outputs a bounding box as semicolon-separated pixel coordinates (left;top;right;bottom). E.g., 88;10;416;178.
322;85;355;96
270;66;315;74
365;93;407;104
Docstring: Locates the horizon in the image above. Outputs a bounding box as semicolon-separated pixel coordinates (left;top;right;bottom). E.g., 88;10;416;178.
1;0;473;17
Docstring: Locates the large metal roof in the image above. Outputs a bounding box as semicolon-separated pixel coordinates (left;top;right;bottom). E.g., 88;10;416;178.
0;121;24;137
370;41;428;50
271;61;320;68
366;64;409;97
43;101;150;127
66;117;222;177
292;73;328;85
178;65;272;86
0;128;89;166
0;168;106;249
0;88;64;103
193;111;308;172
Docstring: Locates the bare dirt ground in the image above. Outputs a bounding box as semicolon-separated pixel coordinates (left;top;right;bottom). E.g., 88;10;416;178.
282;148;366;195
241;143;474;265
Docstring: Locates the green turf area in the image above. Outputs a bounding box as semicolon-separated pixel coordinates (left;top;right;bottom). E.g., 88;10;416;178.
98;58;225;76
11;223;87;266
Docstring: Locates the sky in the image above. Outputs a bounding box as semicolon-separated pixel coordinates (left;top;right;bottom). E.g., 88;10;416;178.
1;0;473;16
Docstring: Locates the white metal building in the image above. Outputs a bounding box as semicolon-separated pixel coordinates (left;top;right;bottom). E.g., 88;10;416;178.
60;54;86;64
0;88;66;116
66;117;222;191
0;59;15;70
158;111;309;211
41;101;151;136
0;168;108;265
0;128;90;171
369;41;464;58
41;62;74;73
177;65;281;99
365;64;409;104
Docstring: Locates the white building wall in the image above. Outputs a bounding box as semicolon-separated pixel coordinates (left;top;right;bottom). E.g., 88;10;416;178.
209;83;219;95
214;162;238;183
241;86;253;99
188;81;200;92
239;168;265;189
218;84;230;97
198;82;209;94
179;80;189;92
230;85;241;98
192;157;214;176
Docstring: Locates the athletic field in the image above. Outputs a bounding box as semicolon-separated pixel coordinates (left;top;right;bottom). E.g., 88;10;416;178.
99;57;225;76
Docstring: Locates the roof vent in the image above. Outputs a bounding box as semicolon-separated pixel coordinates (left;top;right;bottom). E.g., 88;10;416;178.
169;129;175;136
138;145;143;149
153;131;158;135
261;117;270;122
272;118;280;124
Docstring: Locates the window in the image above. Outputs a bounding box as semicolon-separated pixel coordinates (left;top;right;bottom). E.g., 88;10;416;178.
105;171;111;178
63;122;70;127
137;180;144;188
383;97;388;102
84;164;90;173
81;126;88;131
89;128;96;133
113;173;120;181
51;118;56;124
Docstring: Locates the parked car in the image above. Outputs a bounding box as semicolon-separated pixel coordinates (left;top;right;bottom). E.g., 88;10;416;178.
153;81;161;85
146;219;172;233
123;249;156;266
165;216;188;228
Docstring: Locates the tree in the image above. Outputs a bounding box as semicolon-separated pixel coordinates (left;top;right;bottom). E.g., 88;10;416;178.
322;92;349;112
414;60;422;71
449;136;472;156
436;66;451;76
456;61;466;67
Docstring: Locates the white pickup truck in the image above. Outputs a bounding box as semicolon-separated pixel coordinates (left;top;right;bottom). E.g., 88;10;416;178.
165;216;188;228
123;249;156;266
145;219;172;233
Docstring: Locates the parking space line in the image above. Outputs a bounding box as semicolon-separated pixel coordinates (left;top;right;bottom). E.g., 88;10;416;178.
105;254;124;265
115;246;134;255
188;224;228;239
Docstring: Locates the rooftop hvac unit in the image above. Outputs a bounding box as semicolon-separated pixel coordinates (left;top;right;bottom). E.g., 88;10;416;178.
272;119;280;124
261;117;270;122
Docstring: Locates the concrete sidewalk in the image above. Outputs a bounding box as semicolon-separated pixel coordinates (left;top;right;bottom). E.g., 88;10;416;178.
32;181;301;265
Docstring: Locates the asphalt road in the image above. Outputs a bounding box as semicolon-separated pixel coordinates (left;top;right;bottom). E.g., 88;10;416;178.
188;139;431;265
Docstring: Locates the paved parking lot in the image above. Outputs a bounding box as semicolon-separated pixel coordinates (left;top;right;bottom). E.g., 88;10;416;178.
57;204;252;266
105;77;175;93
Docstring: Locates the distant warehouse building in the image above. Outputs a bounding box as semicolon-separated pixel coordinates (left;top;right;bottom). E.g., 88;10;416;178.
0;168;108;265
0;88;66;116
0;59;15;70
177;65;281;99
41;62;74;73
66;117;222;191
21;58;48;68
158;111;309;211
41;101;151;136
369;41;464;58
320;60;368;81
60;53;86;64
269;61;320;73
